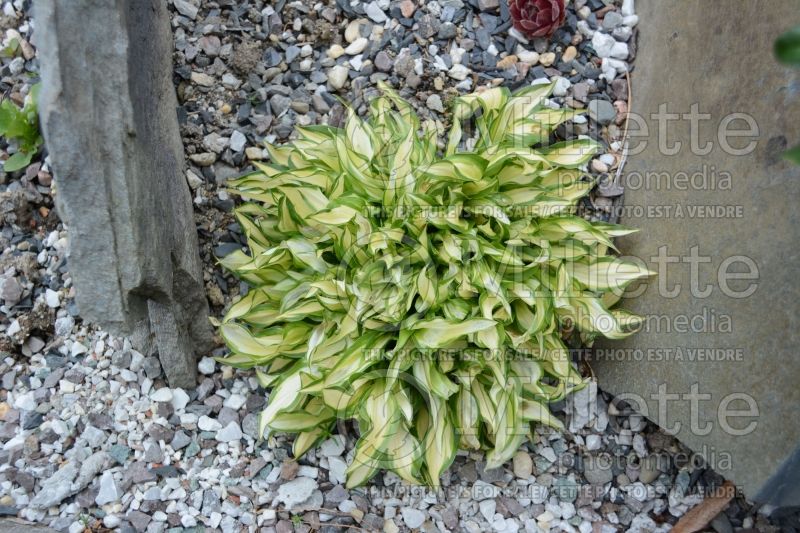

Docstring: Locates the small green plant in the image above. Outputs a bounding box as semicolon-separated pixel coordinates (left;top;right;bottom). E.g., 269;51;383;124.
0;83;43;172
217;82;651;487
775;26;800;164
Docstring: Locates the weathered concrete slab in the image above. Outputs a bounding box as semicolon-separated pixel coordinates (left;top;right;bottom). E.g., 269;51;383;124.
35;0;213;387
594;0;800;504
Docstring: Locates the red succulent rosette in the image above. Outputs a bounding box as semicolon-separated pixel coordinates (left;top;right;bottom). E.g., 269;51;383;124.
509;0;567;39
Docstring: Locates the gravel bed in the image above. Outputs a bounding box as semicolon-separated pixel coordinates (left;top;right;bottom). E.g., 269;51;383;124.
0;0;795;531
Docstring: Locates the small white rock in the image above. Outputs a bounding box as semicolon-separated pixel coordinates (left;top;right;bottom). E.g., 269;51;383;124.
276;477;318;510
71;342;88;357
327;456;347;484
365;2;387;23
448;64;470;81
621;0;635;16
479;499;496;521
591;32;616;58
328;65;349;90
95;471;121;505
172;388;190;411
327;44;345;59
13;391;36;411
103;515;121;529
610;42;630;60
44;289;60;308
552;76;571;97
623;14;639;26
215;421;243;442
198;357;216;375
230;130;247;152
150;388;173;402
401;508;426;529
513;451;533;478
599;154;616;166
517;50;539;64
319;435;346;457
186;170;203;189
223;393;246;410
344;37;368;55
198;416;223;432
586;434;603;451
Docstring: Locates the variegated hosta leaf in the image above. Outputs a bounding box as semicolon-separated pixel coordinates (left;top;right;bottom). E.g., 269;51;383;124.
218;82;651;487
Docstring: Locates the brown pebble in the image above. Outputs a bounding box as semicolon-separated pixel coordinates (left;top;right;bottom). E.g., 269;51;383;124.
400;0;416;18
280;460;299;480
496;54;518;70
614;100;628;125
37;171;52;187
562;46;577;63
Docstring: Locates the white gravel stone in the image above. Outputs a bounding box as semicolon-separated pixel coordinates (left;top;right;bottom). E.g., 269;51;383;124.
327;456;347;484
222;393;246;410
365;2;387;23
623;14;639;26
591;32;616;58
198;356;216;375
198;415;223;432
319;435;346;457
82;425;106;448
513;451;533;478
95;471;121;505
538;446;557;462
426;94;444;113
344;37;368;55
229;130;246;152
172;388;190;411
517;50;539;63
448;64;469;80
328;65;349;90
610;42;630;60
276;477;318;510
14;391;36;411
401;508;426;529
71;341;87;356
215;421;243;442
173;0;198;19
622;0;635;16
151;388;173;402
552;76;571;97
586;434;603;451
103;515;121;529
327;44;345;59
44;288;60;308
479;499;496;521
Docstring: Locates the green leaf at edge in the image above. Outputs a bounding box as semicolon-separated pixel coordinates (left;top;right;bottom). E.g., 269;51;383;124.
775;26;800;66
784;145;800;165
3;151;33;172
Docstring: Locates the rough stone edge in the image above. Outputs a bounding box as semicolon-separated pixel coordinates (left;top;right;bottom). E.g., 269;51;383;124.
34;0;213;387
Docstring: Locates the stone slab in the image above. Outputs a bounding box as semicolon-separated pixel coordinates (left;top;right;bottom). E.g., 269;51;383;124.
35;0;213;387
594;0;800;505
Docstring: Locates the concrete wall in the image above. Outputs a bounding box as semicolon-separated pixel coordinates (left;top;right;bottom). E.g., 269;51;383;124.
594;0;800;505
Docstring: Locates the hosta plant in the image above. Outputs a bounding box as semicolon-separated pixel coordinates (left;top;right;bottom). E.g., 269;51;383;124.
217;82;651;487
